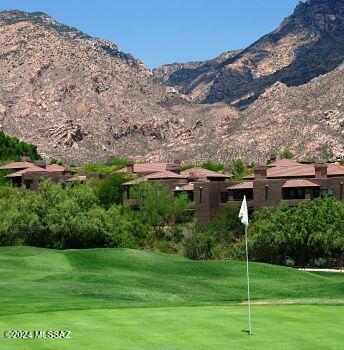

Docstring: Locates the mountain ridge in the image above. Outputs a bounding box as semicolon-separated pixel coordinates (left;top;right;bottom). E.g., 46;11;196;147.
0;4;343;163
154;0;344;109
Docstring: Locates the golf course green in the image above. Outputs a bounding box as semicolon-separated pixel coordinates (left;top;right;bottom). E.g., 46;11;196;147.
0;247;343;349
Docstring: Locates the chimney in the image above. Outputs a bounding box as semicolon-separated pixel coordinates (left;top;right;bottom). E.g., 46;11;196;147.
188;171;199;182
126;158;134;174
223;164;230;173
254;163;267;179
269;154;277;165
167;162;181;174
35;160;46;169
64;165;72;175
21;156;31;162
315;162;328;179
174;157;181;166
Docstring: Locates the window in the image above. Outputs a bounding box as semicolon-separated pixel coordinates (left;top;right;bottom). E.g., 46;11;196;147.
24;179;33;189
320;188;334;197
232;189;253;201
312;188;320;199
282;188;305;200
220;192;228;203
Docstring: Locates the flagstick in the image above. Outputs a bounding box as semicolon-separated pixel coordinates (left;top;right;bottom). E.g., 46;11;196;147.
245;224;252;336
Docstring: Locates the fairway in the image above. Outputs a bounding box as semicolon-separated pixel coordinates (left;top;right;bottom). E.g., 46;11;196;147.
0;247;343;349
0;306;343;350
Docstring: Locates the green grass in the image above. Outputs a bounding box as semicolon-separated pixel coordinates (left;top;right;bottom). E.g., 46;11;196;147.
0;247;343;349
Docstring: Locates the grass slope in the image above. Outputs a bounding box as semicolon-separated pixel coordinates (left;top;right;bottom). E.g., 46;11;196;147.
0;246;343;316
0;247;343;350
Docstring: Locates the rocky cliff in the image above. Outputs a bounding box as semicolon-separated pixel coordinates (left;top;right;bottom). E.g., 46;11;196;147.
0;3;343;164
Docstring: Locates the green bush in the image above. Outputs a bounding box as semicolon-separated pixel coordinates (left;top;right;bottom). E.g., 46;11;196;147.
279;148;293;159
201;160;224;172
130;181;191;227
182;221;214;260
248;197;344;266
95;173;133;209
50;158;64;166
84;158;127;175
230;158;248;180
105;156;127;168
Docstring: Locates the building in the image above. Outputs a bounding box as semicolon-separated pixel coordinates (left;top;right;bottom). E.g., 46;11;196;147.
121;157;344;223
120;161;232;208
0;158;75;190
195;159;344;222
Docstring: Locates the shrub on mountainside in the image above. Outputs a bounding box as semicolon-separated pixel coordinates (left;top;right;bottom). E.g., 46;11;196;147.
201;160;224;172
105;156;127;168
279;148;294;159
0;131;41;162
50;158;64;166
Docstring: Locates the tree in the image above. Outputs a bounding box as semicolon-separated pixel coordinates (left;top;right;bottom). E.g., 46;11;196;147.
95;173;133;209
130;181;191;226
248;197;344;266
321;146;334;160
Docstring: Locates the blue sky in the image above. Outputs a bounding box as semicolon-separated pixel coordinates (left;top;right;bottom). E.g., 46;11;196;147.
0;0;301;68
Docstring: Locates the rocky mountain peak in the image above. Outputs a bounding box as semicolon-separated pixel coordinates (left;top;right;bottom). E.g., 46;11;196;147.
154;0;344;108
278;0;344;34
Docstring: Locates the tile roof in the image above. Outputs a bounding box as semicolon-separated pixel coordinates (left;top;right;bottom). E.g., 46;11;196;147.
282;179;320;188
181;167;232;179
227;181;253;190
245;162;344;179
46;164;66;172
122;171;188;185
328;163;344;176
5;166;48;178
0;161;34;170
117;163;169;174
269;159;302;167
145;170;187;180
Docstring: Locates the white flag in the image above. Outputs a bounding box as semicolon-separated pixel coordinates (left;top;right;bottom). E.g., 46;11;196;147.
239;195;249;227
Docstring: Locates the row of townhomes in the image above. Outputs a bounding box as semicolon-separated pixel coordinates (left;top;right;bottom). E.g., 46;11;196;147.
0;157;85;190
2;156;344;223
119;156;344;222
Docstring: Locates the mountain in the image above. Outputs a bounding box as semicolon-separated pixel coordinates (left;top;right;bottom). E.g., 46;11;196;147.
154;0;344;109
0;10;242;164
0;4;343;164
152;50;242;101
